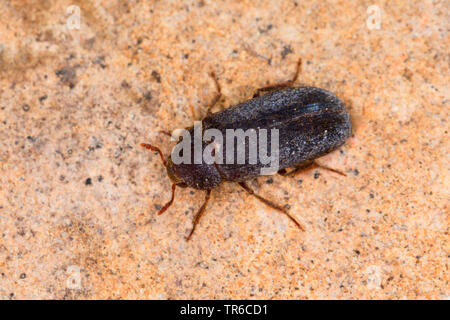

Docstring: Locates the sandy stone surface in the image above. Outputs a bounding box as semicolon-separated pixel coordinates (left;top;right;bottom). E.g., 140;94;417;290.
0;0;448;299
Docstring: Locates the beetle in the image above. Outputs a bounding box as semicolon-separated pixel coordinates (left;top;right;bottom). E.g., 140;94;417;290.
141;58;352;240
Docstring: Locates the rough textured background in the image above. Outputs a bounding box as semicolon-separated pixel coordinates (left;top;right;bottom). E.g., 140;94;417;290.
0;0;448;299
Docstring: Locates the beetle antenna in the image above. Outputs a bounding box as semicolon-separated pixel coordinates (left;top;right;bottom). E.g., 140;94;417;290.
141;143;167;167
157;184;176;215
158;130;172;137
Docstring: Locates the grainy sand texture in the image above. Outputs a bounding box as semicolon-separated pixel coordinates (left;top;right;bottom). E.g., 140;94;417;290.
0;0;448;299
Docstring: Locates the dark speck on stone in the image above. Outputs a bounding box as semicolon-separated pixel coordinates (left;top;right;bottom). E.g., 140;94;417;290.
154;204;162;211
353;168;359;176
314;172;320;179
55;67;77;88
20;273;26;279
93;56;107;69
265;177;273;184
85;178;92;186
22;104;30;112
143;91;152;101
354;250;360;255
258;24;273;34
151;71;161;83
39;95;48;102
121;80;130;89
97;175;103;182
281;45;293;59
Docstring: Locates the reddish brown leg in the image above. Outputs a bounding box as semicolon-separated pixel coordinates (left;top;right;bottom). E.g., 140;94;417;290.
186;189;212;241
157;184;176;215
205;72;222;116
279;161;346;177
253;58;302;98
313;162;346;176
145;184;177;225
278;160;314;176
238;181;305;231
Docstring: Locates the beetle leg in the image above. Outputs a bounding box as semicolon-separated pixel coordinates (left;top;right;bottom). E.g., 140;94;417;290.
253;81;292;98
291;57;303;83
238;181;305;231
313;162;347;176
145;184;177;225
253;58;302;98
186;189;212;241
278;160;314;176
205;72;222;116
157;184;176;215
279;161;346;177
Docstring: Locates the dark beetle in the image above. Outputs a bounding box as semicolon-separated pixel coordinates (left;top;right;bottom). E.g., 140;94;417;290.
142;59;352;240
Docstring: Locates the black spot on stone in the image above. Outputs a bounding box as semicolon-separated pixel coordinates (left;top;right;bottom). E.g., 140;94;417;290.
55;67;77;88
93;56;106;69
265;177;274;184
121;80;130;89
314;172;320;179
258;24;273;34
20;273;26;279
22;104;30;112
151;71;161;83
281;45;293;59
85;178;92;186
143;91;152;101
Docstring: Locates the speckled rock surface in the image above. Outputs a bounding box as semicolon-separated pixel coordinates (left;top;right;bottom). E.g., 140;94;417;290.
0;0;448;299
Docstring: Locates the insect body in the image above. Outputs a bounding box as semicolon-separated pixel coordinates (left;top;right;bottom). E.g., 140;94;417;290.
142;59;352;240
